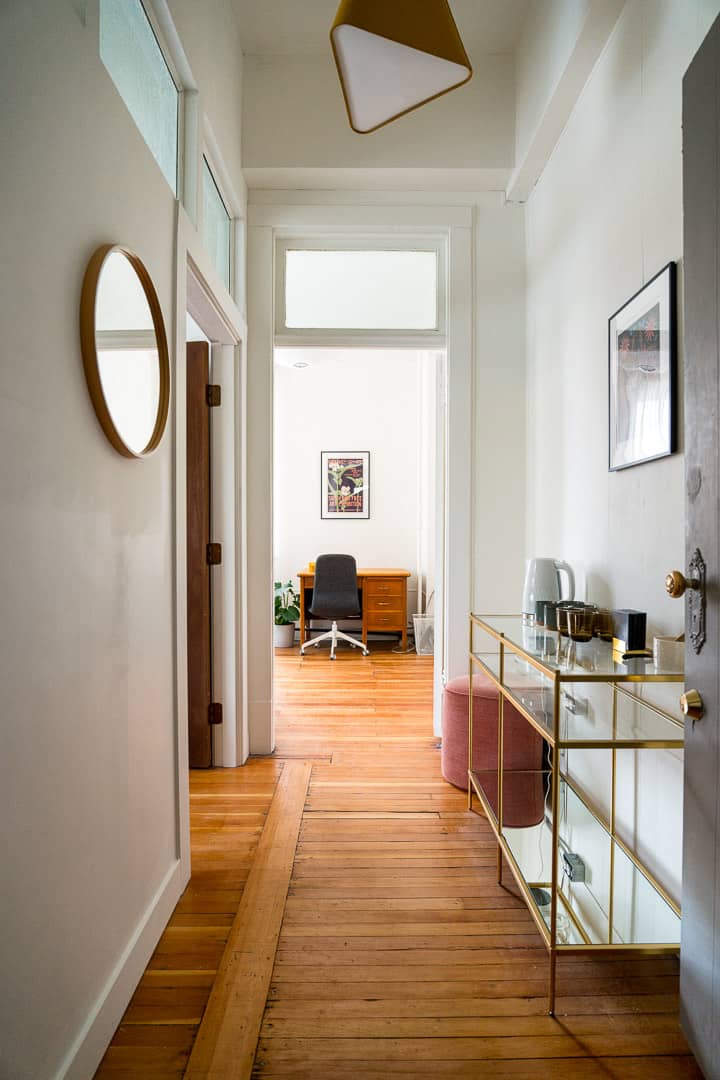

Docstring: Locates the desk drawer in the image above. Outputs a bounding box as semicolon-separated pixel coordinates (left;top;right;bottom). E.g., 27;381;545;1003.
366;596;404;617
367;610;405;630
365;578;405;599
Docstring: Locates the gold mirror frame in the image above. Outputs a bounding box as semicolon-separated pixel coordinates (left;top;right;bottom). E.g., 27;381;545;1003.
80;244;170;459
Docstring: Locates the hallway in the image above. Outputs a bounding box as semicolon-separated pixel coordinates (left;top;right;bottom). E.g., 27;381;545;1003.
96;645;698;1078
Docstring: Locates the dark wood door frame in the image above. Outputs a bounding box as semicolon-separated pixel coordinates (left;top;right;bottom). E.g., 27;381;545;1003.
187;341;213;768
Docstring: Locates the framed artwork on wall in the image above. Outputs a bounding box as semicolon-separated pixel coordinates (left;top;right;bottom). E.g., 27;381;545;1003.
608;262;677;471
321;451;370;519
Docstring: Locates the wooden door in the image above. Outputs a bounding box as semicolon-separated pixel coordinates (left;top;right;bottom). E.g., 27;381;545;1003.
681;17;720;1075
187;342;213;768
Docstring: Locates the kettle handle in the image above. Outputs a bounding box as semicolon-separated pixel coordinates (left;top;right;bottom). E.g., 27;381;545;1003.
554;560;575;601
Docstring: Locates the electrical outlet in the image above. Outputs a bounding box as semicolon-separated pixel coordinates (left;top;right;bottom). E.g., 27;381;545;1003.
562;852;586;883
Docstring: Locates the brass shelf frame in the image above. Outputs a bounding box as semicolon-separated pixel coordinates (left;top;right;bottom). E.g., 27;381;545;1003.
468;614;684;1015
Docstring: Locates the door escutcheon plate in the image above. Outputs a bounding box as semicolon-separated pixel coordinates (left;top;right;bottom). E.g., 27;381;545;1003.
688;547;706;654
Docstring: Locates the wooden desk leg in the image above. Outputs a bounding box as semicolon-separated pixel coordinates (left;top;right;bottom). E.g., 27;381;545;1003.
401;625;407;650
299;584;306;646
362;600;368;646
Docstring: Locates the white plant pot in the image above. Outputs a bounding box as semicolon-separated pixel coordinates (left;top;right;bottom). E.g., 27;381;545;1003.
274;623;296;648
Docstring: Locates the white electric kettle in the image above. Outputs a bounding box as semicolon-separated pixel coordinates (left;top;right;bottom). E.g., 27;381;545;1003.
522;558;575;617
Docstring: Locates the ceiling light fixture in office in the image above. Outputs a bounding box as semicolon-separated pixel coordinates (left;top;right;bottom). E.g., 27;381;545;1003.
330;0;472;134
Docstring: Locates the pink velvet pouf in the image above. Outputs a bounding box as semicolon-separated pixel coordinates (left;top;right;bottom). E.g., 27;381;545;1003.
441;673;545;826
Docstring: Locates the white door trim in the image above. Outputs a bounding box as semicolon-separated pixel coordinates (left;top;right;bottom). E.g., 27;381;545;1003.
174;203;248;799
246;200;473;748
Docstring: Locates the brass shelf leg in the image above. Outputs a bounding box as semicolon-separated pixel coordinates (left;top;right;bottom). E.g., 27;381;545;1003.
468;620;474;811
549;674;560;1016
497;638;504;886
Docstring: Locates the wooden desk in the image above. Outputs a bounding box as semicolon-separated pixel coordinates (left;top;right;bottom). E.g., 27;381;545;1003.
298;567;411;649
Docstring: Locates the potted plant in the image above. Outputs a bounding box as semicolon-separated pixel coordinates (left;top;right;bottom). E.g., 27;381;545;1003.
274;580;300;648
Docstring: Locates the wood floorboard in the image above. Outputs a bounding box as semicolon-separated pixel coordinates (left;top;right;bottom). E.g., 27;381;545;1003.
95;643;699;1079
184;761;311;1079
256;645;699;1080
93;762;283;1079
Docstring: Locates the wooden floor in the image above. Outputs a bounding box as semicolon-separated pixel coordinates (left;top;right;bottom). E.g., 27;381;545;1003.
96;642;700;1079
94;759;283;1076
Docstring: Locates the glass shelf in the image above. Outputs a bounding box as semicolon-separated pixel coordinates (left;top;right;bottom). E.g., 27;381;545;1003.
470;768;680;948
468;613;682;1012
471;615;685;682
471;615;684;748
469;768;550;830
471;652;683;747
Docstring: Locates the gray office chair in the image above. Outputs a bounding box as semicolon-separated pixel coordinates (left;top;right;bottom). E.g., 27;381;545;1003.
300;554;369;660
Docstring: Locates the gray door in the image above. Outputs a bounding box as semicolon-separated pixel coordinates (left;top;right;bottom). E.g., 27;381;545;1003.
681;14;720;1077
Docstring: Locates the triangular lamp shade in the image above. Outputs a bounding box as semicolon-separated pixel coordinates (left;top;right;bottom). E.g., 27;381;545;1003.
330;0;472;134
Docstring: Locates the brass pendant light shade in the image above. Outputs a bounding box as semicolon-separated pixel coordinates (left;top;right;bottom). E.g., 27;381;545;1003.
330;0;472;134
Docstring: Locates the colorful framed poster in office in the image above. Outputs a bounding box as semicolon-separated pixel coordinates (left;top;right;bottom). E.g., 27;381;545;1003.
321;451;369;519
608;261;677;471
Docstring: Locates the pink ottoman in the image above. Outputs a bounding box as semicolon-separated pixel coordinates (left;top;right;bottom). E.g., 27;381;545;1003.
441;673;545;826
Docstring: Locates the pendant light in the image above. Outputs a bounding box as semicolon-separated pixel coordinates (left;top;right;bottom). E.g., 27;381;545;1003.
330;0;472;134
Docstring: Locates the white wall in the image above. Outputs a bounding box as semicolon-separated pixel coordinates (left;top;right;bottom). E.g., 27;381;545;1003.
515;0;592;166
473;193;528;615
525;0;720;904
417;353;439;614
242;52;515;190
273;349;423;616
0;2;245;1076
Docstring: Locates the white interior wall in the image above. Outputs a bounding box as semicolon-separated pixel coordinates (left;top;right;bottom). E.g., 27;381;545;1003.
241;52;515;190
273;349;422;617
473;194;527;614
525;0;720;905
417;353;439;614
514;0;592;166
0;2;246;1077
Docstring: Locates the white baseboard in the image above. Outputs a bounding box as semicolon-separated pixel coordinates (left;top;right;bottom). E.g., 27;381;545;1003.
56;857;189;1080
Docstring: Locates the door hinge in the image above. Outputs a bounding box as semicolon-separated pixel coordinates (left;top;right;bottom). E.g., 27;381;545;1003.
206;384;221;407
206;542;222;565
208;702;223;725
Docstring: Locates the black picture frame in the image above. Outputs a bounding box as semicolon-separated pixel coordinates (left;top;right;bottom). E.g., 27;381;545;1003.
321;451;370;519
608;261;677;471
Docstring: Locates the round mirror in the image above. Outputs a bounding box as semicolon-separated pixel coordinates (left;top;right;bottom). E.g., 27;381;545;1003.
80;244;170;458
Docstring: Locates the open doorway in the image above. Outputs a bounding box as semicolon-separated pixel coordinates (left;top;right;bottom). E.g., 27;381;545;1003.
246;213;473;754
272;343;444;720
182;260;247;770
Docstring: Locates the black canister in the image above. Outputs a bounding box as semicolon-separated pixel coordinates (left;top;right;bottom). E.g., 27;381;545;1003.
543;601;559;630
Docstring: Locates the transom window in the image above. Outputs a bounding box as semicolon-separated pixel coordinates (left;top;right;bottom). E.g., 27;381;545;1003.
99;0;179;194
283;248;438;331
202;158;232;292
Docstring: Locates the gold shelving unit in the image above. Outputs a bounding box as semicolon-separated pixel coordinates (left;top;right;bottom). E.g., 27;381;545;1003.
468;614;685;1014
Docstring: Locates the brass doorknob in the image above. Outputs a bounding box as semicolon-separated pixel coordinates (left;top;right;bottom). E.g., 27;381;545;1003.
680;689;704;721
665;570;700;598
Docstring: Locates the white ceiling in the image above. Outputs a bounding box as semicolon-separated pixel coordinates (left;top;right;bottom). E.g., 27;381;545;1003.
234;0;532;58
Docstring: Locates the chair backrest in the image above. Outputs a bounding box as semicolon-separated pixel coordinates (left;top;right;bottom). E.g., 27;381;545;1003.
310;554;360;619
